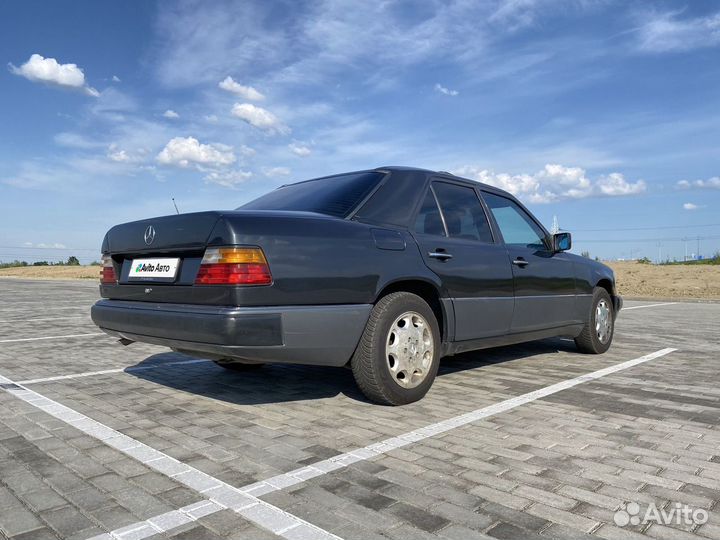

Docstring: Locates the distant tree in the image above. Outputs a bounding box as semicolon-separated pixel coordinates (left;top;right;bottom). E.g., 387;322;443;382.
581;250;591;258
66;256;80;266
32;261;49;266
638;257;651;264
0;260;28;269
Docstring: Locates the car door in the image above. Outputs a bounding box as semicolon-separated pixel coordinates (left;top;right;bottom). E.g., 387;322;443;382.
411;180;514;341
481;191;579;333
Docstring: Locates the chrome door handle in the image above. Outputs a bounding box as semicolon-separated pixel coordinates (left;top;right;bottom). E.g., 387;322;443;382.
428;251;453;261
512;258;529;267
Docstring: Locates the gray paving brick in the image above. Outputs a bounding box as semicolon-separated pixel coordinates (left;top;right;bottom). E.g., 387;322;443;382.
1;285;719;540
485;522;532;540
470;484;532;510
513;485;578;511
40;505;95;537
438;524;494;540
525;502;599;533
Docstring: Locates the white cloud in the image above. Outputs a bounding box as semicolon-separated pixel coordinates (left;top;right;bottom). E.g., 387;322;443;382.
204;169;253;188
288;141;312;157
105;144;148;164
218;76;265;100
262;166;291;177
22;242;67;249
434;83;459;96
677;177;720;190
636;10;720;53
54;132;105;149
231;103;290;135
9;54;99;96
151;1;601;91
162;109;180;119
454;164;646;203
595;172;646;196
88;87;137;121
238;144;256;157
111;75;121;82
156;136;236;169
107;145;130;163
683;202;703;211
204;114;218;123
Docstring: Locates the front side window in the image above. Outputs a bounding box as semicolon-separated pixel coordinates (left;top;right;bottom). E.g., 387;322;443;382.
482;192;547;248
239;171;384;218
432;182;494;243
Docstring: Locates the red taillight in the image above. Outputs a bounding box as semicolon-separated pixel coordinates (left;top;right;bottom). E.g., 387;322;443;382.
194;247;272;286
100;254;117;284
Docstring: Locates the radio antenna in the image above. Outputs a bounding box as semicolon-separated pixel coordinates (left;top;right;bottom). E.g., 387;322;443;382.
172;198;180;214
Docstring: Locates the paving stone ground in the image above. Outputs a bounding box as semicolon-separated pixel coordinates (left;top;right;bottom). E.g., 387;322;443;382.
0;279;718;539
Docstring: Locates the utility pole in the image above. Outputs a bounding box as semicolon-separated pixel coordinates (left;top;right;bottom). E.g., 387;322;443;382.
697;236;701;260
683;237;688;262
657;242;662;264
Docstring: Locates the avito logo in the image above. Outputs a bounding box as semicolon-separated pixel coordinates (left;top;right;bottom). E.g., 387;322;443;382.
135;262;171;273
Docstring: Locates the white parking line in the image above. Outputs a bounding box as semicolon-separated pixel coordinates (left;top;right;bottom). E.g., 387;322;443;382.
18;358;212;385
0;333;104;343
0;373;343;540
69;347;676;539
0;315;88;323
622;302;677;311
0;300;90;307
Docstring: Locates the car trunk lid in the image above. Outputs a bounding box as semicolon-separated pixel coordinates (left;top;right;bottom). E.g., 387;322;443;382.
105;211;224;254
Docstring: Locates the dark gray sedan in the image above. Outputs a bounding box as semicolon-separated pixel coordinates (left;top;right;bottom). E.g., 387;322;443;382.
92;167;621;405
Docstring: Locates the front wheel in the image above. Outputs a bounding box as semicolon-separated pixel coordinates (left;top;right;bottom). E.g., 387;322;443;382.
575;288;615;354
351;292;440;405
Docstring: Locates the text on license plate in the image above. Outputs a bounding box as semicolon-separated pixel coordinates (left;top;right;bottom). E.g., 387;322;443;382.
129;258;179;279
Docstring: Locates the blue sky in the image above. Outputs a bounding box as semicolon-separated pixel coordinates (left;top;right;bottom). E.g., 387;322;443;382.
1;0;719;263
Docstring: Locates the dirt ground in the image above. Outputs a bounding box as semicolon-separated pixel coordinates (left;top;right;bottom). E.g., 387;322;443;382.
1;261;719;300
0;265;100;280
607;261;720;301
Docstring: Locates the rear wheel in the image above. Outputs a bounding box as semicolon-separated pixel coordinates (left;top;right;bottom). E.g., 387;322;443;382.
213;360;265;371
575;287;614;354
351;292;440;405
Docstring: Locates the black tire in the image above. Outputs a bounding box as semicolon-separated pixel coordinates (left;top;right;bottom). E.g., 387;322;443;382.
575;287;615;354
351;292;441;405
213;360;265;371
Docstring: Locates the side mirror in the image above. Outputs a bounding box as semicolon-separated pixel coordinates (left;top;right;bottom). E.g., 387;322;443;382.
552;232;572;252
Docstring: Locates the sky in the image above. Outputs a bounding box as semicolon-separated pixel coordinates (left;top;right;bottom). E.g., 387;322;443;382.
1;0;719;264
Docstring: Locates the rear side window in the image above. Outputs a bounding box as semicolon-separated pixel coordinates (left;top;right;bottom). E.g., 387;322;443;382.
414;188;445;236
482;192;547;248
432;182;494;243
239;172;384;218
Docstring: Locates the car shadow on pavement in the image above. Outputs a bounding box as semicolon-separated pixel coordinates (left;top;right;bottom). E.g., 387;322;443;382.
126;338;578;406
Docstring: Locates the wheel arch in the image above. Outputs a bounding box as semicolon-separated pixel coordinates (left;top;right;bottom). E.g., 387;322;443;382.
374;278;451;343
595;278;614;297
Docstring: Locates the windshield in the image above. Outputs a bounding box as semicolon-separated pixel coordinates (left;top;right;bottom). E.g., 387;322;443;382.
238;171;385;218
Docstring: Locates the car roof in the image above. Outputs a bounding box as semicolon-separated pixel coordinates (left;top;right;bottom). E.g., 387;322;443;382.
374;165;506;194
278;165;509;198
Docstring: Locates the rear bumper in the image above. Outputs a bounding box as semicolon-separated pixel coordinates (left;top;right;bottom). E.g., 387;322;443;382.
91;299;372;367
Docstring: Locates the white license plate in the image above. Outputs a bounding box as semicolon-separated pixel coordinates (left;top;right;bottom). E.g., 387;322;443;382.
129;258;180;279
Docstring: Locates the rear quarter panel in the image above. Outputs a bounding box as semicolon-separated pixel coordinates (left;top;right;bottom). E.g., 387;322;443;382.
211;213;441;307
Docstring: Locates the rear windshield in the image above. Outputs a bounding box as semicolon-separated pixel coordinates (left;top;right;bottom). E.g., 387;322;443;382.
238;171;384;218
